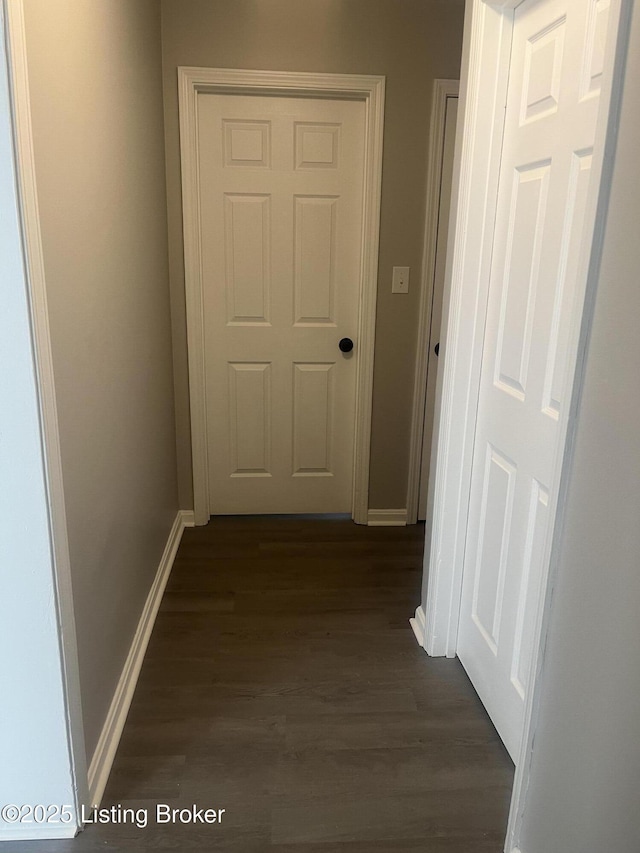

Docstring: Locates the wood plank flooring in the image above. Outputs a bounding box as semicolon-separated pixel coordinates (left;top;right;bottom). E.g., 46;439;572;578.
6;516;513;852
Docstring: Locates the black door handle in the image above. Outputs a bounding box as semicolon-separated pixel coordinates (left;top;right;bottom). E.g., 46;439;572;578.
434;342;440;357
339;337;354;353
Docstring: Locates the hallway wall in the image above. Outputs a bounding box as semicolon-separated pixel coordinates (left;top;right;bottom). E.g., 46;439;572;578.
23;0;179;761
518;4;640;851
160;0;465;512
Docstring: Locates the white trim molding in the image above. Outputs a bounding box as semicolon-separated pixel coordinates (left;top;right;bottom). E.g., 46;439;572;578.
87;510;191;808
406;78;459;525
4;0;88;828
0;824;78;843
409;605;426;647
367;509;407;527
485;0;522;9
423;0;515;660
178;67;385;526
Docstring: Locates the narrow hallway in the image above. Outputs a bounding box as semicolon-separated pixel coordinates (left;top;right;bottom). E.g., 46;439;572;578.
14;517;513;851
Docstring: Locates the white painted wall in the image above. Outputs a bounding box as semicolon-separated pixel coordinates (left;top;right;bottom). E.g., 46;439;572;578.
0;5;82;838
516;4;640;851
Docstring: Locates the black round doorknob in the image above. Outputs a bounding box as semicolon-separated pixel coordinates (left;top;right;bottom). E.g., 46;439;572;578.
434;342;440;357
339;337;354;353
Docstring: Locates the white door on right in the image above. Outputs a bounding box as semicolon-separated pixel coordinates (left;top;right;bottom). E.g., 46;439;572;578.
457;0;612;761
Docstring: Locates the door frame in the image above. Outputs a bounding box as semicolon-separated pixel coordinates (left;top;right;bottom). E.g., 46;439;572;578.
3;0;89;829
416;0;631;850
406;77;459;525
178;67;385;525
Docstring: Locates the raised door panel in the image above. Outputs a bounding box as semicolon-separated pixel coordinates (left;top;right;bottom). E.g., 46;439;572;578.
520;16;566;124
510;480;549;698
542;150;593;418
580;0;611;99
293;196;337;326
224;194;271;325
292;363;335;476
472;446;517;654
494;162;551;400
227;362;272;477
223;119;272;168
294;122;341;169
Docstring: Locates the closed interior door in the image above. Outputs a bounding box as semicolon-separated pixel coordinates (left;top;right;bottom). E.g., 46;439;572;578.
457;0;611;760
198;94;365;515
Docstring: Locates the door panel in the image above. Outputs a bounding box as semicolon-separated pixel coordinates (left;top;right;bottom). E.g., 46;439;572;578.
293;195;337;325
223;194;271;324
457;0;611;761
198;94;365;514
292;363;334;476
227;362;271;477
472;446;517;656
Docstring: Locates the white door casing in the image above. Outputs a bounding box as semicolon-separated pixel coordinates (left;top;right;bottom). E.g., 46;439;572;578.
406;79;459;526
178;69;385;525
199;94;364;514
418;93;459;521
3;0;89;830
456;0;612;762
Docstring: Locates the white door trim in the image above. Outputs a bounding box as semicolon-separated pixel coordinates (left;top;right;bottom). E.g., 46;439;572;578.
4;0;89;823
178;67;385;525
406;78;459;525
419;0;631;851
423;0;514;659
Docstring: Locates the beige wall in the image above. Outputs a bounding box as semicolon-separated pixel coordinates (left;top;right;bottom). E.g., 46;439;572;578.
24;0;178;760
518;4;640;851
160;0;465;510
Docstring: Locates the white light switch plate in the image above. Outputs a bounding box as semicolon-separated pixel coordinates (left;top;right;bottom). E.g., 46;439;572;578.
392;266;410;293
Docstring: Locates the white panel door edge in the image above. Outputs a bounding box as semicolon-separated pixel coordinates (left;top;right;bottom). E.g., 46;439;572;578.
178;68;385;525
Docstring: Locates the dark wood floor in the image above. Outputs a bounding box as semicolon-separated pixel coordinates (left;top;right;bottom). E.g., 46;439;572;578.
9;516;513;852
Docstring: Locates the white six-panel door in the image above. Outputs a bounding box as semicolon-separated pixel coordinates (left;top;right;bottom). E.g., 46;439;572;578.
197;94;365;514
456;0;611;761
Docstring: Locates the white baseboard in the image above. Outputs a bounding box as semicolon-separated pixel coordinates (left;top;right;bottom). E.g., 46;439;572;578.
409;605;426;647
0;823;77;841
367;508;407;526
181;509;196;528
87;509;190;808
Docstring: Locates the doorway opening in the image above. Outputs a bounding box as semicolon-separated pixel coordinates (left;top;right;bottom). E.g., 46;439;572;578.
178;69;385;526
